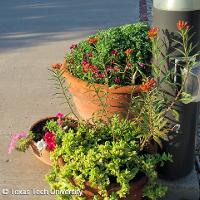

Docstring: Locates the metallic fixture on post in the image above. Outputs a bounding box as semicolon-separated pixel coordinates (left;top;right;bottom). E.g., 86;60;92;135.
153;0;200;180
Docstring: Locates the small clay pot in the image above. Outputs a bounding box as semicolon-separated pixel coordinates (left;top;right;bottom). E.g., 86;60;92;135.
58;157;147;200
29;116;78;166
61;62;142;120
29;117;57;166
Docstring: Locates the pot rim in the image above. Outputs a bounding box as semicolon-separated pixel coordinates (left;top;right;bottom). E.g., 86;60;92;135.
61;61;142;94
29;116;57;134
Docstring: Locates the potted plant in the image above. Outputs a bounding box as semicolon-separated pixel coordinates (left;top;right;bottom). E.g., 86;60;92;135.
58;22;152;120
45;114;171;200
8;20;196;200
8;113;77;166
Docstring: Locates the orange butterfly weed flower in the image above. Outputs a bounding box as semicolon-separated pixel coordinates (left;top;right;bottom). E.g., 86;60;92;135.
140;79;156;92
148;27;159;39
88;37;99;44
125;48;134;56
177;20;189;30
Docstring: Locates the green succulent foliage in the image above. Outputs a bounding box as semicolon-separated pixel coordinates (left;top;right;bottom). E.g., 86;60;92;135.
66;23;152;86
15;132;34;152
46;115;172;200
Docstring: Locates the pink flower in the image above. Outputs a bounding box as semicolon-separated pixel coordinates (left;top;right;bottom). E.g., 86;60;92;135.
82;60;89;66
114;77;121;84
8;132;28;154
70;44;77;50
111;50;118;56
43;132;56;151
139;62;145;68
56;112;64;119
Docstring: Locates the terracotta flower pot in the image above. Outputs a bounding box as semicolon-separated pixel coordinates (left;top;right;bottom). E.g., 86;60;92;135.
58;157;147;200
61;62;142;120
29;117;57;166
29;116;78;166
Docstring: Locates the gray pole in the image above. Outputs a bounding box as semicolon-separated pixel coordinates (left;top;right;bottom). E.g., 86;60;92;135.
153;0;200;180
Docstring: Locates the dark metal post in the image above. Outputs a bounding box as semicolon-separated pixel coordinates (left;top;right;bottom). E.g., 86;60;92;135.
153;0;200;180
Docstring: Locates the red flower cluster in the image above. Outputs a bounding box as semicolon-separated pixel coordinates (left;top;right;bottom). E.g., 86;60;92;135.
88;37;98;44
177;20;189;31
148;27;159;39
140;79;156;92
98;73;105;78
82;60;99;74
89;65;99;74
43;132;56;151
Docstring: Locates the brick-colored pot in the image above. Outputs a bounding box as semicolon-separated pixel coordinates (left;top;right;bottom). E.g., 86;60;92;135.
58;157;147;200
61;62;141;120
29;117;57;166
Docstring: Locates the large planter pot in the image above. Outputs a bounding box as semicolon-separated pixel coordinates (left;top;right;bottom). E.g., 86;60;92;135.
58;157;147;200
29;117;56;166
61;62;142;120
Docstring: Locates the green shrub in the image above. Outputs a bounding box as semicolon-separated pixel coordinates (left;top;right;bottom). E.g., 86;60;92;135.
46;115;171;200
66;23;152;86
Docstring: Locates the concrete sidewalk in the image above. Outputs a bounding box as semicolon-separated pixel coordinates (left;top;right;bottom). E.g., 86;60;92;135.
0;1;139;199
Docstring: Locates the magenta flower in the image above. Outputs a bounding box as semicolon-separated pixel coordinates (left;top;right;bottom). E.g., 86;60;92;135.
70;44;77;50
139;62;145;68
114;77;121;84
56;112;64;119
8;132;28;154
58;120;64;126
111;50;118;56
82;60;89;66
43;132;56;151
